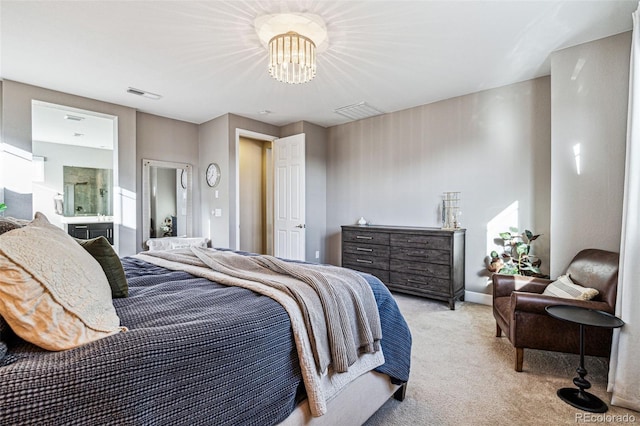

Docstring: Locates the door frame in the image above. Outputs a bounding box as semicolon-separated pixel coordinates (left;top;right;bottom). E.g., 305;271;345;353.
234;128;277;251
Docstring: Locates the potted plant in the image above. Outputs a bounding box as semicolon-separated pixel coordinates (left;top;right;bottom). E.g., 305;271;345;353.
488;229;544;277
0;203;6;216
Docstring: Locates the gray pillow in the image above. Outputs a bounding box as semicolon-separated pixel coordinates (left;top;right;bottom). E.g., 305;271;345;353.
74;236;129;298
0;315;17;366
0;217;27;236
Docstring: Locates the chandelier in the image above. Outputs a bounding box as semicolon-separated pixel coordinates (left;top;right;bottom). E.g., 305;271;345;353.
268;31;316;84
255;13;327;85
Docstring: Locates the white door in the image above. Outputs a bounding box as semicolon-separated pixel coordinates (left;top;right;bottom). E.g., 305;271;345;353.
273;133;305;261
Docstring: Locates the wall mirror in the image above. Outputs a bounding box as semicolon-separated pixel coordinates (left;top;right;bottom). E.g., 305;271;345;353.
142;159;192;248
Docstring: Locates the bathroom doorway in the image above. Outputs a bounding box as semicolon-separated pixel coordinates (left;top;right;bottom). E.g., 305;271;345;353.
238;136;273;255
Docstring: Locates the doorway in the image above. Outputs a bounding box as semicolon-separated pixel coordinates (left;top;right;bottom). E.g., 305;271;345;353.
238;137;273;254
31;101;118;249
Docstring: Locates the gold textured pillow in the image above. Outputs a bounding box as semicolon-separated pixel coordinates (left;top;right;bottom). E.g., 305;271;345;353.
0;212;126;351
542;274;599;301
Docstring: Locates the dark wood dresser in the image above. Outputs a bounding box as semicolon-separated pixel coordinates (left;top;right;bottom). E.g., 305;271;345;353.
341;225;466;309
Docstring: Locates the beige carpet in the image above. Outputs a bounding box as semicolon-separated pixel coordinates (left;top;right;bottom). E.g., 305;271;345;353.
365;294;638;426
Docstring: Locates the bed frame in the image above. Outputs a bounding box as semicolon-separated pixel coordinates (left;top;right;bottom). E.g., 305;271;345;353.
279;372;406;425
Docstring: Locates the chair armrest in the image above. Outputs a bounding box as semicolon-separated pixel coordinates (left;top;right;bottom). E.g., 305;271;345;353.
511;292;612;315
493;274;552;299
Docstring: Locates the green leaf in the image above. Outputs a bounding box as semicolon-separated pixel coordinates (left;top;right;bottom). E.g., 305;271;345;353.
499;232;512;240
515;243;529;255
0;203;6;212
524;230;533;240
499;265;519;275
490;250;499;259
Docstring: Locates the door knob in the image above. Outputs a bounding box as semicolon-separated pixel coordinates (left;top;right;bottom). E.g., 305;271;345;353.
295;224;306;228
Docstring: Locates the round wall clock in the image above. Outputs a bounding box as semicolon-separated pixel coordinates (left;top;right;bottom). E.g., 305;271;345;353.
206;162;221;187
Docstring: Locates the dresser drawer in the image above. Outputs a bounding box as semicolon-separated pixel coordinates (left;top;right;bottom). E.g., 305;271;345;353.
390;259;450;279
391;247;450;265
343;252;389;271
389;272;451;294
345;265;389;284
390;234;450;250
343;230;390;246
343;242;390;258
342;225;465;310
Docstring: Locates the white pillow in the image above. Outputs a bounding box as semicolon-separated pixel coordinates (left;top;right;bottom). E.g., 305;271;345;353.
147;237;209;251
0;213;126;351
170;239;208;250
542;274;599;301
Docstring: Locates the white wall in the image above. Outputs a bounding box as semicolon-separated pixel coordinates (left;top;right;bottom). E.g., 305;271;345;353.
550;32;631;275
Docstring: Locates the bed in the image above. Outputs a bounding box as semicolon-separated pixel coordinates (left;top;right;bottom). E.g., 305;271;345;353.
0;214;411;425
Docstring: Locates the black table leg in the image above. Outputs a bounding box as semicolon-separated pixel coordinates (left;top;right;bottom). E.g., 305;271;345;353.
557;324;608;413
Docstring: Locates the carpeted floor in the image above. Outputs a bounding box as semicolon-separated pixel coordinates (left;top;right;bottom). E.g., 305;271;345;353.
365;294;638;425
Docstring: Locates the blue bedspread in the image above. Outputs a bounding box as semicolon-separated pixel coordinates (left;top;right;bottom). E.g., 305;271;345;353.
0;256;411;426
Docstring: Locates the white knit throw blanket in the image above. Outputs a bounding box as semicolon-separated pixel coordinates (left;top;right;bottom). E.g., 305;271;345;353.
135;248;385;416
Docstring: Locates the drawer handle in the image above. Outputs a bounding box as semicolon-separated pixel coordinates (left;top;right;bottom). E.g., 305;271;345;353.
356;236;373;240
74;225;88;229
356;247;373;252
356;259;373;264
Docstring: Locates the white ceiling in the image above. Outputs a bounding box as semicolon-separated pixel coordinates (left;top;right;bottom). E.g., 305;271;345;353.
31;102;115;150
1;1;637;128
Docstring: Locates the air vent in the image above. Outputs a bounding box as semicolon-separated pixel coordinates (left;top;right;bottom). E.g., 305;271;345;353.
64;114;85;121
126;87;162;100
334;102;384;121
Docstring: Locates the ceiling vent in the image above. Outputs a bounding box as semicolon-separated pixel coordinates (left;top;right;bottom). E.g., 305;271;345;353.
126;87;162;100
334;102;384;122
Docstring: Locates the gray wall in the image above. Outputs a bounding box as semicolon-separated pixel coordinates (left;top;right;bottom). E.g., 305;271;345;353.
198;113;281;250
326;77;552;299
0;80;138;256
136;111;199;250
199;114;231;248
549;32;631;276
0;81;3;206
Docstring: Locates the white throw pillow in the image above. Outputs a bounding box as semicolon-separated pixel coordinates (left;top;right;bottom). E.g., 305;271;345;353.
0;213;126;351
542;274;599;301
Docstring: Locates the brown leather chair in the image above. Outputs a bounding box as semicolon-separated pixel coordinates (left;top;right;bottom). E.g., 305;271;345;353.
492;248;619;371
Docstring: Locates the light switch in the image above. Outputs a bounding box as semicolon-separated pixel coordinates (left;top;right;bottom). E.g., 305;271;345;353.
215;190;219;199
214;209;222;217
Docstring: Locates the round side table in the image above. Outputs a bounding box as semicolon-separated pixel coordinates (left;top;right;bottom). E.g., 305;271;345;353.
545;305;624;413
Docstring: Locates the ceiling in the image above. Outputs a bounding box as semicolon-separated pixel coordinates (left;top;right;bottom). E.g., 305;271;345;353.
31;102;115;150
1;1;637;128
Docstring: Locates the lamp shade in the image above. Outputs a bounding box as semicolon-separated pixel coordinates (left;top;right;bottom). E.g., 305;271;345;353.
268;31;316;84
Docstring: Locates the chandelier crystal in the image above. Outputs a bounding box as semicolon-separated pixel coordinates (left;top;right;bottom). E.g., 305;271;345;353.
268;31;317;84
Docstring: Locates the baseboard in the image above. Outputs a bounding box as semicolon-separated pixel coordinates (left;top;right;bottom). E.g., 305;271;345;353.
464;291;492;305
